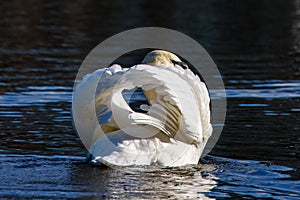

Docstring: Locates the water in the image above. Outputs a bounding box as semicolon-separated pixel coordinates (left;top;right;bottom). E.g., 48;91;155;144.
1;155;298;199
0;0;300;199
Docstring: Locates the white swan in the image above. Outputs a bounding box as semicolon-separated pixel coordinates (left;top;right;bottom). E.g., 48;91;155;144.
72;50;212;167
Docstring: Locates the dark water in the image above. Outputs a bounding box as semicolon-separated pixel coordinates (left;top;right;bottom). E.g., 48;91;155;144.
1;0;300;199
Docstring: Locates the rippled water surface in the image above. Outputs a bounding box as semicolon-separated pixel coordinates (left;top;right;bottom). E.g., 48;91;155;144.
1;0;300;199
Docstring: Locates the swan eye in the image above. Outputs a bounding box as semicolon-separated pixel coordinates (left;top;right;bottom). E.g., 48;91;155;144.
171;60;189;69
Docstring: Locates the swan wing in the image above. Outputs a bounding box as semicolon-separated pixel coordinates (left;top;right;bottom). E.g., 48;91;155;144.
124;64;212;145
72;64;126;148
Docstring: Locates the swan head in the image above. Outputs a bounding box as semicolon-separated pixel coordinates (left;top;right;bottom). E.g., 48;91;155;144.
142;50;188;69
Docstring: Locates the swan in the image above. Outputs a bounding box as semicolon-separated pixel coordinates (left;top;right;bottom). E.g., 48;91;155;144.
72;50;212;167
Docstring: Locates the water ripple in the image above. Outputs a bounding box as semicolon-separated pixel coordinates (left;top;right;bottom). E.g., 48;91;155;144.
1;82;299;107
0;155;298;199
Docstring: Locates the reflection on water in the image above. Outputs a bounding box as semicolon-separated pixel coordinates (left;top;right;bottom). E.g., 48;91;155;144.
0;155;299;199
0;0;300;199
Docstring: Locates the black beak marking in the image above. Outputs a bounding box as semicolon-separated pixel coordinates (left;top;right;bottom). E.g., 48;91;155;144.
171;60;189;69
